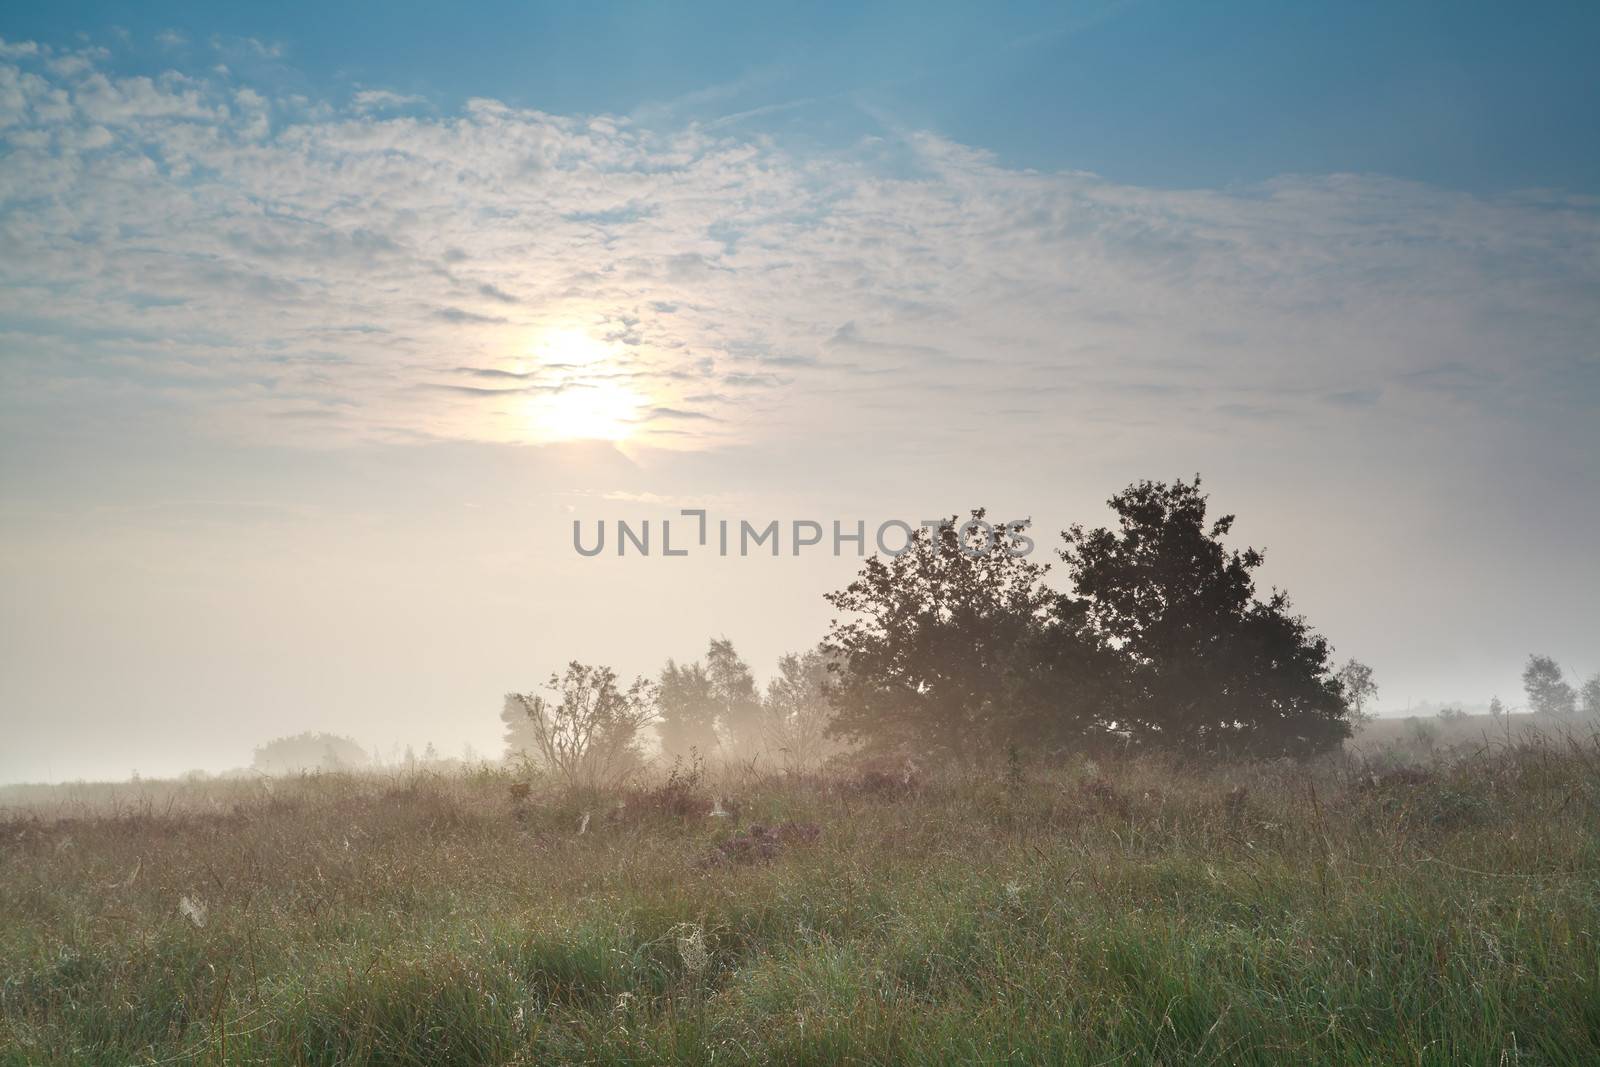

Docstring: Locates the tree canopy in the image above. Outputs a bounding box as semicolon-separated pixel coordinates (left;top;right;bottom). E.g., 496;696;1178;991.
1523;654;1577;717
1061;477;1350;757
823;481;1354;762
823;510;1114;762
656;659;719;760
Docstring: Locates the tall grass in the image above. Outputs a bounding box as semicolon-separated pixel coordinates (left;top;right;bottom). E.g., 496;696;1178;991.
4;735;1599;1064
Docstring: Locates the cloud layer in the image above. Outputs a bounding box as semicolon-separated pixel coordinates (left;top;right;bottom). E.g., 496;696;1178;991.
2;35;1595;461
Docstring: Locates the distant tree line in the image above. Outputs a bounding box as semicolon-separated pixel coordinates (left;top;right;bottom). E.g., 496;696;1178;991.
249;733;487;776
252;732;370;774
503;642;839;780
505;478;1390;784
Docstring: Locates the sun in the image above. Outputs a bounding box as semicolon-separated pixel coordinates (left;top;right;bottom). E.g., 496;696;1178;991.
531;379;643;442
521;328;645;442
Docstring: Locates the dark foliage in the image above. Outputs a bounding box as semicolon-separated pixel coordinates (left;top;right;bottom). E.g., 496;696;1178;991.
657;661;720;760
1061;476;1350;758
823;480;1354;763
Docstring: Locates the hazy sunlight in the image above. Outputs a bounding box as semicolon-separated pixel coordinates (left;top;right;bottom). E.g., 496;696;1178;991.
524;327;645;442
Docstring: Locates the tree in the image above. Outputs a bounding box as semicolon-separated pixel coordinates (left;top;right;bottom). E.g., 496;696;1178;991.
1335;659;1379;730
1061;477;1351;758
1488;696;1505;719
824;512;1112;762
1407;716;1439;752
1522;655;1576;717
763;648;842;771
507;662;654;789
657;659;720;760
252;732;370;775
1581;673;1600;718
502;694;541;760
706;638;763;758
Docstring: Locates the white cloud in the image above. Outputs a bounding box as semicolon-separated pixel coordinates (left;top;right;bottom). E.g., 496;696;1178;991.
351;89;427;113
0;39;1594;466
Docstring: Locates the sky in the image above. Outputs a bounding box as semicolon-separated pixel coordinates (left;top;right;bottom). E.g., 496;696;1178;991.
1;2;1597;782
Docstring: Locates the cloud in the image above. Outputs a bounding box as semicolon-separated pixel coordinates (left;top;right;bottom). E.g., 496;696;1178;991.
351;89;427;113
643;407;721;422
432;307;508;325
477;283;518;304
454;366;533;380
1323;387;1382;408
0;38;1594;464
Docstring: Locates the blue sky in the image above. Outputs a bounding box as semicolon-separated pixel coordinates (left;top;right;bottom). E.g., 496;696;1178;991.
0;3;1597;781
9;1;1600;193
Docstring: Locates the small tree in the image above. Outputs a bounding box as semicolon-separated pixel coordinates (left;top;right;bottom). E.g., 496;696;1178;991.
502;694;541;760
763;648;842;772
1488;696;1505;719
706;638;763;758
657;659;720;760
1580;673;1600;719
508;662;654;789
1523;655;1576;717
1335;659;1379;731
1407;716;1439;752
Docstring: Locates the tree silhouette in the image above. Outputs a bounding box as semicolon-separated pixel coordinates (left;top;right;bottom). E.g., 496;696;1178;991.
706;638;763;757
823;512;1111;762
1335;659;1379;728
1523;654;1576;717
507;662;654;788
657;659;720;760
763;648;840;771
252;732;370;774
501;694;540;760
1582;673;1600;718
1061;477;1351;758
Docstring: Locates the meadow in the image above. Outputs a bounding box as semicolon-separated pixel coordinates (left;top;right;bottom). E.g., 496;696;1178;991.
3;727;1599;1065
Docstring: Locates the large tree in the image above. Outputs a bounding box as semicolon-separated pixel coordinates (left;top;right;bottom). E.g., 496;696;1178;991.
823;512;1113;762
1061;477;1351;758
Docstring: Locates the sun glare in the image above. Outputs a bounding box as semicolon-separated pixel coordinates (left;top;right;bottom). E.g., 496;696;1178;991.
530;380;643;442
522;327;645;442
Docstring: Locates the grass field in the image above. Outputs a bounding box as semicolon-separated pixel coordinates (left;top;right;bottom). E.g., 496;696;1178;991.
4;730;1600;1065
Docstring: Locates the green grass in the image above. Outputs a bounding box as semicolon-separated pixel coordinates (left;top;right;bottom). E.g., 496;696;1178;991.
4;739;1600;1065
